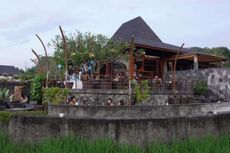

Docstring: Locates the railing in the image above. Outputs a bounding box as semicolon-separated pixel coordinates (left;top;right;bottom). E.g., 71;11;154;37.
44;75;194;93
149;80;194;93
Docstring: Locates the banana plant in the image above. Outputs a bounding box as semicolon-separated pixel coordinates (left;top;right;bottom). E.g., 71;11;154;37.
0;88;9;102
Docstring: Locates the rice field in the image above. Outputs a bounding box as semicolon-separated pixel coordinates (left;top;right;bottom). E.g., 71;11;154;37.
0;132;230;153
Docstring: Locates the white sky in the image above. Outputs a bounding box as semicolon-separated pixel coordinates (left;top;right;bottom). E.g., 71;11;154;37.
0;0;230;69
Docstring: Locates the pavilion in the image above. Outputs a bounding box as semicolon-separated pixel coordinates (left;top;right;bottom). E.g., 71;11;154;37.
111;16;225;80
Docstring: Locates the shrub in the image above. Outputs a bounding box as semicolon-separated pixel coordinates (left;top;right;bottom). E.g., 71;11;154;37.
192;80;208;96
30;75;44;104
43;87;69;105
134;80;150;103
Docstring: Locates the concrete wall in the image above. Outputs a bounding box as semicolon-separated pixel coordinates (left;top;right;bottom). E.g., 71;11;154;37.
48;102;230;119
8;113;230;146
164;68;230;101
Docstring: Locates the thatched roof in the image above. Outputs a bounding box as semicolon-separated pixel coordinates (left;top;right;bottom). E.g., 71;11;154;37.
112;16;190;53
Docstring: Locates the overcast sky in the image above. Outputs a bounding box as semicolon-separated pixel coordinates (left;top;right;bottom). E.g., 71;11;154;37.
0;0;230;69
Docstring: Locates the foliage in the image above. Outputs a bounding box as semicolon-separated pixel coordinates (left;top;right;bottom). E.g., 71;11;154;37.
0;111;11;123
30;75;44;104
50;31;128;76
192;80;208;96
0;88;9;102
190;47;230;67
133;80;150;103
19;67;36;81
43;87;69;105
1;133;230;153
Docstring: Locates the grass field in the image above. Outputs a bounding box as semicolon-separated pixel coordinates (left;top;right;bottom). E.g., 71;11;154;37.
0;132;230;153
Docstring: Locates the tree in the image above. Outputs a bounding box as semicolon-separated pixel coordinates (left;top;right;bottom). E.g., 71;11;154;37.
50;31;127;78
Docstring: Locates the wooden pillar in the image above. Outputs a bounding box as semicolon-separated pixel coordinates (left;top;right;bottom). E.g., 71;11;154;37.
129;36;135;80
105;62;111;76
156;60;159;76
163;61;168;73
141;55;144;71
194;55;198;70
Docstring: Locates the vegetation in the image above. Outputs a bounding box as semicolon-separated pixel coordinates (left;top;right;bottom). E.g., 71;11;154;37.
30;75;44;104
190;47;230;66
0;111;11;123
133;80;150;103
50;31;127;77
0;132;230;153
192;80;208;96
0;88;9;102
43;87;69;105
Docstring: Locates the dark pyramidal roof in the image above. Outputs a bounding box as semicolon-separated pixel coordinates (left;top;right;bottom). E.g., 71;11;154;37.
112;16;190;53
0;65;20;76
113;16;162;43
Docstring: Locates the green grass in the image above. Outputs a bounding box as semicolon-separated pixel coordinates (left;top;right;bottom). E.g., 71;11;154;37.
0;133;230;153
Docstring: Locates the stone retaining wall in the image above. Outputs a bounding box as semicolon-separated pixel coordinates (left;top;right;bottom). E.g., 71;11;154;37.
70;89;130;105
8;113;230;146
70;89;194;105
164;68;230;101
48;102;230;119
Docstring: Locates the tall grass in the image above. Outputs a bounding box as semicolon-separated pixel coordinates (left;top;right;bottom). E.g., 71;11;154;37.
0;132;230;153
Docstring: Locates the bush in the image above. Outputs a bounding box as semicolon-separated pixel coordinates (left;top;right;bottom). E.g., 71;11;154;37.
43;87;69;105
133;80;150;103
192;80;208;96
30;75;44;104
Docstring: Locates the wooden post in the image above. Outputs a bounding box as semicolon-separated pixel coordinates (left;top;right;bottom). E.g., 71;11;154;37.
128;35;135;102
129;35;135;80
163;60;167;73
194;55;198;70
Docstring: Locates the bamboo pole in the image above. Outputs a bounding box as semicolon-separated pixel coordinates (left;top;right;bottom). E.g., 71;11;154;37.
31;49;43;74
36;34;49;88
172;43;185;102
59;26;68;88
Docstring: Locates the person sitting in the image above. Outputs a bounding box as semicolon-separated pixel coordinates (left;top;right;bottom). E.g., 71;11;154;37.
69;96;79;106
106;98;113;106
118;100;124;106
113;73;120;81
152;75;162;90
20;95;28;103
